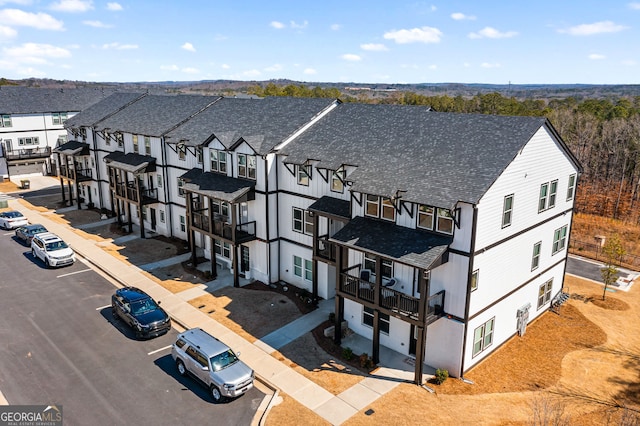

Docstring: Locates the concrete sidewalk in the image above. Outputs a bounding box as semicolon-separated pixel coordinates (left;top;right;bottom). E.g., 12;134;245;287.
7;197;419;425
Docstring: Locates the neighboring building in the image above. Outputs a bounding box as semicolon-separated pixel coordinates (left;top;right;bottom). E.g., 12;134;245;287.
62;93;581;383
0;87;114;179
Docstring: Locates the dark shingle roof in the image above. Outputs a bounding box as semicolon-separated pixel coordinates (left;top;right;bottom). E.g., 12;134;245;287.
64;92;146;128
281;103;548;208
94;95;220;137
179;168;255;203
104;152;156;173
330;216;452;270
0;87;116;114
308;196;350;220
165;97;337;155
53;140;89;155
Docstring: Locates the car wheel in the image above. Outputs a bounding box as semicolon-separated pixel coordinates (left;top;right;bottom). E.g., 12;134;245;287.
44;258;50;268
111;306;118;320
176;360;187;376
31;249;36;258
210;385;223;403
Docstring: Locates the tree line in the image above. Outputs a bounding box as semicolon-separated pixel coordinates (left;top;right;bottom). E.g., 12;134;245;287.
249;83;640;223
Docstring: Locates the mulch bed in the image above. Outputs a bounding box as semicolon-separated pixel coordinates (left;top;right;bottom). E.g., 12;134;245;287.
310;320;377;375
242;281;317;315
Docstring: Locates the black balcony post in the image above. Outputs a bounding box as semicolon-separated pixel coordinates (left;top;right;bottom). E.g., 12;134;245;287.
75;160;82;210
126;201;133;234
187;192;197;267
57;152;66;203
334;245;344;345
311;213;319;305
414;268;428;385
64;155;73;205
231;203;239;288
136;175;145;239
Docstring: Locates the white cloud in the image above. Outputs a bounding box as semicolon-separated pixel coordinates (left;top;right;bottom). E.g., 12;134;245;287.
360;43;388;51
0;1;34;5
588;53;605;60
270;21;285;29
106;2;122;11
265;63;282;72
221;63;230;69
330;23;341;31
160;64;179;71
341;53;361;61
102;42;138;50
628;2;640;9
481;62;501;68
49;0;93;13
428;64;437;70
290;20;308;29
3;42;71;64
182;67;199;74
243;69;261;77
181;42;195;52
451;12;476;21
469;27;518;39
0;9;64;30
0;25;18;39
303;68;316;75
383;26;442;44
558;21;628;36
83;20;111;28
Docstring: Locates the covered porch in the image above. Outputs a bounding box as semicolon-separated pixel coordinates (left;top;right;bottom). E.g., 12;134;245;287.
53;141;92;209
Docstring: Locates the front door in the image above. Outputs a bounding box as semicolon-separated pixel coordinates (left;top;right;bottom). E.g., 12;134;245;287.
240;245;250;276
150;208;157;231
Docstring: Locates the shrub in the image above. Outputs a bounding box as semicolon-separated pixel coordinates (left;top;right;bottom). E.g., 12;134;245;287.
359;353;375;369
342;347;353;360
435;368;449;385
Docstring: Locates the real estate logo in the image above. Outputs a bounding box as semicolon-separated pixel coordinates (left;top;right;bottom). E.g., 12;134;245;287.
0;405;63;426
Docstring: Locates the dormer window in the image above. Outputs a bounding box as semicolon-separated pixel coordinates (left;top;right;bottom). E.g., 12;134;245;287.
331;168;344;192
381;198;395;221
238;154;256;179
210;149;227;174
297;164;311;186
365;194;379;217
436;208;454;234
115;133;124;148
417;205;434;230
365;195;395;221
145;136;151;155
132;135;139;153
178;144;186;161
52;112;68;125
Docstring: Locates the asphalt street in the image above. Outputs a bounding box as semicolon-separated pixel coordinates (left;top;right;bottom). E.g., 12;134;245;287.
0;229;263;425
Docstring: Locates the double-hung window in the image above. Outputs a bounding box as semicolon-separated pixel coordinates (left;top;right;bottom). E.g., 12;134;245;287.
145;136;151;155
531;241;542;270
293;255;312;281
436;208;454;234
304;211;314;235
52;112;67;125
297;164;310;186
115;133;124;148
210;149;227;174
548;180;558;209
470;270;479;291
331;168;344;192
1;114;11;127
552;225;568;255
365;195;379;217
238;154;256;179
292;207;304;233
502;194;514;228
215;240;231;258
196;147;203;164
178;144;186;161
363;306;390;334
537;279;553;309
177;178;185;197
363;253;393;280
417;205;434;230
381;197;395;221
567;174;576;201
472;317;495;357
539;180;558;212
132;135;139;153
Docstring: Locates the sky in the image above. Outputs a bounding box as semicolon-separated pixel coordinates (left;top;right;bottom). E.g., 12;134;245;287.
0;0;639;85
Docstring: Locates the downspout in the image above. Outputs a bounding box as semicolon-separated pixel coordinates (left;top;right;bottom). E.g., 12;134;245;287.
562;173;580;290
264;154;271;282
460;204;478;377
275;154;280;283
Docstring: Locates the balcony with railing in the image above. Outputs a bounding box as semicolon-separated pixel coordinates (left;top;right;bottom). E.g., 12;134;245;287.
6;147;52;161
190;211;256;244
60;165;92;182
339;273;445;324
315;236;337;263
112;181;158;204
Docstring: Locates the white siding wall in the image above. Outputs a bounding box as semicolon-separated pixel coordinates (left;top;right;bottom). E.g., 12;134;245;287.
430;253;469;318
425;318;465;377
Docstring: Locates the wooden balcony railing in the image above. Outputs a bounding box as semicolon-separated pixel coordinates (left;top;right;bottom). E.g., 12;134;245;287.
190;211;256;243
112;181;158;204
60;165;92;181
315;236;337;263
6;147;51;160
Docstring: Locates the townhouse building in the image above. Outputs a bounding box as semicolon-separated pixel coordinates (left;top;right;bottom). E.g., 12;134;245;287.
0;87;112;179
61;93;580;383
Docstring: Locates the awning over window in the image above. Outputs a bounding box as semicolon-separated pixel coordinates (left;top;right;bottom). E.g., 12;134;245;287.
180;168;255;203
104;152;156;174
308;195;350;221
53;140;90;156
330;216;452;270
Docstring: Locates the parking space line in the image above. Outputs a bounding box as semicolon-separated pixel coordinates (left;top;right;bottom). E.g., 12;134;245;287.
95;304;111;311
57;268;92;278
148;345;172;356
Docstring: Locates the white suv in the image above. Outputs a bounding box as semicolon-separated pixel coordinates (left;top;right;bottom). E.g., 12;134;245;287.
31;233;76;268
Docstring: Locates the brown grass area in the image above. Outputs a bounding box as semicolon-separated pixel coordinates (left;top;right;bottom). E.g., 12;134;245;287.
0;180;19;192
143;271;196;293
266;393;330;426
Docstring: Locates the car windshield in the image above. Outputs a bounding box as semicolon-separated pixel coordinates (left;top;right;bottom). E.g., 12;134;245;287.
210;349;239;372
29;227;46;235
4;212;23;219
45;240;69;251
130;298;158;315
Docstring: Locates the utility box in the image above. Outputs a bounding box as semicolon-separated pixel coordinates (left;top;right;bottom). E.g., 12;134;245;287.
20;179;30;189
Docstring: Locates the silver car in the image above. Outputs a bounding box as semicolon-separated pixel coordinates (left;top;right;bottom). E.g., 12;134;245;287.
171;328;254;402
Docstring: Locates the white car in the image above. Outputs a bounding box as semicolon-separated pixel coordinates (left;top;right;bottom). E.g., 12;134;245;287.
0;211;29;230
31;232;76;268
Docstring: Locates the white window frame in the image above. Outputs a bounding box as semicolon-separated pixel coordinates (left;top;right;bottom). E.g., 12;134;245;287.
215;240;231;258
365;194;379;218
567;174;576;201
156;174;163;188
292;207;304;233
177;178;185;197
144;136;151;156
472;317;495;357
436;208;454;235
160;210;165;223
548;180;558;209
531;241;542;271
132;135;139;153
297;164;310;186
238;153;257;179
537;279;553;309
417;205;434;230
304;210;314;235
381;197;395;221
363;253;393;280
471;270;479;292
1;114;11;127
210;149;228;174
293;255;312;281
331;168;344;193
552;225;568;255
115;132;124;148
502;194;514;228
362;306;390;335
52;112;67;125
179;215;186;232
196;147;203;164
178;144;186;161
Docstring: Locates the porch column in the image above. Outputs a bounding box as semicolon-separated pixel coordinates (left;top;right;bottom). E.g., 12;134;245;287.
232;243;240;288
232;204;239;288
415;269;429;385
311;213;319;305
75;161;82;210
57;152;65;203
414;326;426;385
127;201;133;234
136;176;144;239
372;256;383;364
334;245;344;344
65;155;73;204
209;236;217;279
187;192;197;266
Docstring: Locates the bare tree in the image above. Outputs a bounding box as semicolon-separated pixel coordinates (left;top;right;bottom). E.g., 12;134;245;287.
600;234;626;300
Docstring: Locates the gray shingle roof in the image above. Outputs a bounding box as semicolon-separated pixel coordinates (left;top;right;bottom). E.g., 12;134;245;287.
64;92;146;128
53;140;89;156
281;103;548;208
94;95;220;137
104;152;156;173
165;97;337;155
0;87;116;115
179;168;255;203
330;216;452;270
308;196;351;220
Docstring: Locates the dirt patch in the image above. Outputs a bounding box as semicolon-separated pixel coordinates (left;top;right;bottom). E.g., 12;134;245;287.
242;281;317;315
114;235;188;265
585;294;630;310
56;207;104;227
265;393;330;426
143;264;205;294
0;180;19;193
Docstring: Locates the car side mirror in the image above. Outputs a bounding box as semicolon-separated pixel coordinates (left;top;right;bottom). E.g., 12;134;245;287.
237;352;241;357
201;366;209;371
157;301;161;305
